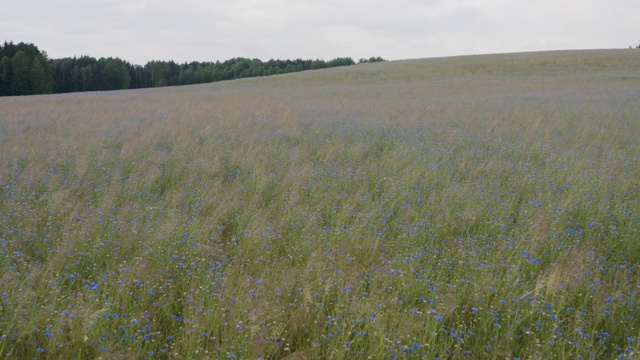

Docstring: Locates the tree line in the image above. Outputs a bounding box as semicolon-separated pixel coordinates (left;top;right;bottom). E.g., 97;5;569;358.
0;41;385;96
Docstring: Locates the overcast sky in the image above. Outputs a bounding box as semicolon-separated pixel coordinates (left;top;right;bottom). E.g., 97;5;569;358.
3;0;639;64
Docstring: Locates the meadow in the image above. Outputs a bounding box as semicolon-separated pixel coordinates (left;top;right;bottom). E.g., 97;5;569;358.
0;49;639;359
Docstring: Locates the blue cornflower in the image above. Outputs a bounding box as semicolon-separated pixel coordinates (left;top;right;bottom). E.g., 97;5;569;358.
37;347;45;353
85;282;99;291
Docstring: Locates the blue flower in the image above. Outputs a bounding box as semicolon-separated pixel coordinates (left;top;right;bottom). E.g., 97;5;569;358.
85;282;99;291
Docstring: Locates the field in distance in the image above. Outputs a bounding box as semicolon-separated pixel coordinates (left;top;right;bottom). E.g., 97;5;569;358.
1;49;639;359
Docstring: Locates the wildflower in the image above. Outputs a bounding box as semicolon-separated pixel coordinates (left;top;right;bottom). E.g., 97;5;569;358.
85;282;99;291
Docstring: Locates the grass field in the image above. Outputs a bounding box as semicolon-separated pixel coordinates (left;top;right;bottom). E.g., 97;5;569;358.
1;49;640;359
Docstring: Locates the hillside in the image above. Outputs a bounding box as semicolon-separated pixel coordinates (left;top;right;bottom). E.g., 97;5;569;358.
0;49;639;359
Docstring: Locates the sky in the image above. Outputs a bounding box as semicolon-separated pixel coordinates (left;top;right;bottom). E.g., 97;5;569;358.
3;0;639;64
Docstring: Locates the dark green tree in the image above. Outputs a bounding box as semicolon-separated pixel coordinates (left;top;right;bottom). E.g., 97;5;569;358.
147;61;170;87
80;66;93;91
178;65;195;85
31;55;53;94
0;56;11;96
100;58;131;90
10;50;32;95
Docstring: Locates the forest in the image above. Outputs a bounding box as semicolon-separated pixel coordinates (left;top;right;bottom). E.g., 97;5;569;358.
0;41;385;96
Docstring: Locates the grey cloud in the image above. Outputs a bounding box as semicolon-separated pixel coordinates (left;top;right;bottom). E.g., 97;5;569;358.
2;0;639;64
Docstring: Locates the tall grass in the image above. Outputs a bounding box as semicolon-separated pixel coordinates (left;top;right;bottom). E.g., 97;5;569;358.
1;49;639;359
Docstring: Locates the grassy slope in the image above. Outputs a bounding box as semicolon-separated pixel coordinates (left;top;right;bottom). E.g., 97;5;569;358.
1;49;639;359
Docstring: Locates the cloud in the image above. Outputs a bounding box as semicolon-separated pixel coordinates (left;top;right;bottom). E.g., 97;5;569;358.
2;0;639;64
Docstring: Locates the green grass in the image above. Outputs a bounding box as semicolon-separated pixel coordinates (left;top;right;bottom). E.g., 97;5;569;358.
1;49;639;359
